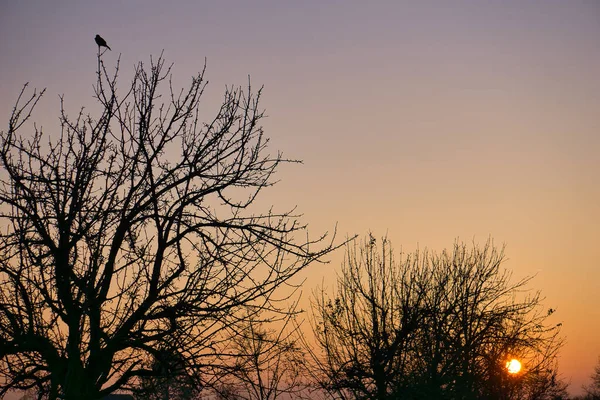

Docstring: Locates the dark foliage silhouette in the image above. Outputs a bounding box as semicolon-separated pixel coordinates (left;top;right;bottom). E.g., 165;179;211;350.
0;53;336;399
132;345;199;400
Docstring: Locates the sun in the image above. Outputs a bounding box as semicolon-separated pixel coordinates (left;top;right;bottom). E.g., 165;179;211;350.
506;359;522;374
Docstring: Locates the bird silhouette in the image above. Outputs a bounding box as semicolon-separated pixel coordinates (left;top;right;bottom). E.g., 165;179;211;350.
94;34;111;51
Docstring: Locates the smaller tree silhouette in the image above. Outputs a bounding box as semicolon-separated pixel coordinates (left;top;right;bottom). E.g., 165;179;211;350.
309;235;565;400
583;357;600;399
211;308;308;400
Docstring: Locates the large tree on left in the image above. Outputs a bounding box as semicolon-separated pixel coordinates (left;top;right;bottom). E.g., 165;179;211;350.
0;54;334;400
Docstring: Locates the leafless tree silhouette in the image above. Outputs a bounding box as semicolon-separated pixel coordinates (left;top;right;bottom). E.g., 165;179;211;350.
583;357;600;399
0;53;336;400
210;307;309;400
308;235;564;400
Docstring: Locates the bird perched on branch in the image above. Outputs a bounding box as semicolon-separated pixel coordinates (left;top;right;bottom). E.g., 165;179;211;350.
94;34;111;51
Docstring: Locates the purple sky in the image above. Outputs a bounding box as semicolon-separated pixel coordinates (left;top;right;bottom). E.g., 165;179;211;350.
1;1;599;396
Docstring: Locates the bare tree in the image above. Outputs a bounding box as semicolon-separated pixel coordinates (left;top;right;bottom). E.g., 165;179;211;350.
308;235;428;400
583;357;600;399
0;53;335;400
211;308;308;400
309;235;564;400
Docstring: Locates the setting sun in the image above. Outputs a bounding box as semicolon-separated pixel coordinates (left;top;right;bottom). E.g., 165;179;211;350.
506;359;522;374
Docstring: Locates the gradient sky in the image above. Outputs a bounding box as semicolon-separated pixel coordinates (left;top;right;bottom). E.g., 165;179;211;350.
1;1;599;396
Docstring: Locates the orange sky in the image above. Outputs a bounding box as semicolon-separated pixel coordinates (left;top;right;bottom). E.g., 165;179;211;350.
1;1;598;396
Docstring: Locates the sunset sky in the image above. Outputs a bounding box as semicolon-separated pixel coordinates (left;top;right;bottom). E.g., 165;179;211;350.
1;0;598;396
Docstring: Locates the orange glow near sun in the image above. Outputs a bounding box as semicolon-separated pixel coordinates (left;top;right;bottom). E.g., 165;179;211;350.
506;359;522;374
